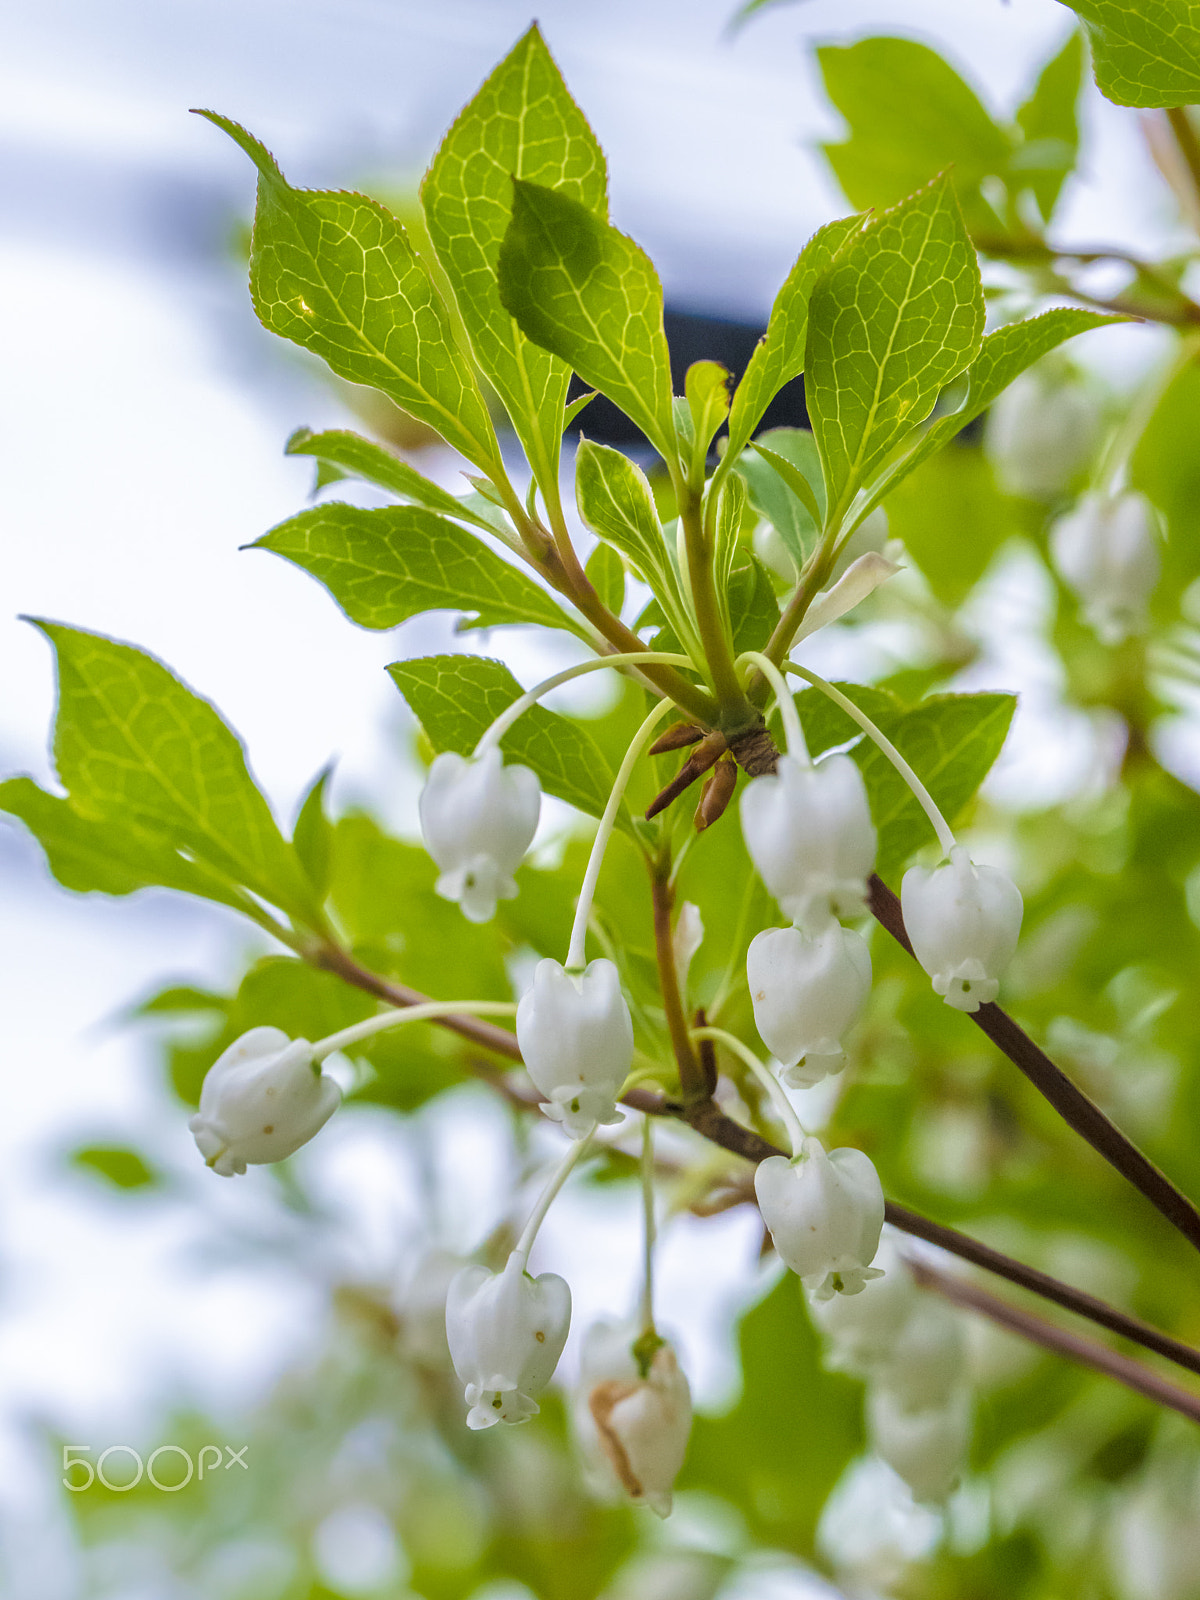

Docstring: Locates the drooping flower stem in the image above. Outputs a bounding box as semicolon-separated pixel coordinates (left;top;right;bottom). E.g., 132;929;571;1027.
639;1116;658;1342
734;650;809;762
512;1128;597;1272
473;651;695;758
690;1025;806;1160
311;1001;520;1065
566;698;677;971
783;661;957;857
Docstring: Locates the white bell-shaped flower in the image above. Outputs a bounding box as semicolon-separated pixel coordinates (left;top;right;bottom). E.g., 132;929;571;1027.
740;753;876;931
516;958;632;1138
873;1298;968;1413
901;845;1023;1012
1051;490;1162;645
985;367;1100;500
419;746;541;923
867;1386;971;1503
747;923;872;1085
809;1232;919;1373
188;1026;341;1177
445;1253;571;1430
588;1342;693;1518
755;1136;886;1299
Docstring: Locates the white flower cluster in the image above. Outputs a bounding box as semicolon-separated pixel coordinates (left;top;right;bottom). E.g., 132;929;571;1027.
812;1234;972;1502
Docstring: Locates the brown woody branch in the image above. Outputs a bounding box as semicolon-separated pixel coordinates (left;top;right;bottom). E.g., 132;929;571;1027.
867;874;1200;1256
911;1258;1200;1427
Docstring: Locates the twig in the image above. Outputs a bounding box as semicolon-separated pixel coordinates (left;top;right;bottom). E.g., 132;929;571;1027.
311;941;523;1061
867;874;1200;1256
911;1258;1200;1428
887;1201;1200;1380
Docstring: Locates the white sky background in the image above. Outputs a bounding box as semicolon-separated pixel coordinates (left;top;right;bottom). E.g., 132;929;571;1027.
0;0;1185;1591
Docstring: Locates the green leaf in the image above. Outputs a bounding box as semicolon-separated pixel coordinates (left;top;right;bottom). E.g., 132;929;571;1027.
26;622;316;922
70;1145;158;1190
1056;0;1200;107
584;539;625;616
421;24;608;501
228;955;373;1046
684;359;731;479
794;680;899;757
728;554;781;656
497;179;677;464
817;38;1013;228
198;113;501;471
792;681;1015;875
253;502;582;636
725;215;863;461
855;690;1017;876
870;308;1121;512
750;443;824;534
0;776;249;910
736;427;825;569
284;428;500;535
1014;30;1086;221
714;469;748;600
387;654;620;826
575;438;700;656
293;766;335;900
805;176;985;519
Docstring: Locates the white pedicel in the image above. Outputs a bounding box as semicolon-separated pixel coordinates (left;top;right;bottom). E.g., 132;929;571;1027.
445;1253;571;1430
740;753;876;931
747;923;872;1084
419;747;541;923
517;957;633;1138
755;1136;886;1300
901;845;1023;1013
188;1026;341;1177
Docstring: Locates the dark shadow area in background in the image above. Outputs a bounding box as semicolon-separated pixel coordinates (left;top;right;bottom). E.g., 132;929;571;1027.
567;307;808;446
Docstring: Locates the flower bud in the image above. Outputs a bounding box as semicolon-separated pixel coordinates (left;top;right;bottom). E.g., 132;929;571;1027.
419;747;541;923
755;1137;885;1299
516;958;633;1138
188;1026;341;1177
985;367;1100;500
588;1342;693;1517
1050;490;1162;645
873;1298;968;1412
901;845;1023;1012
809;1232;919;1373
867;1386;971;1503
747;923;872;1084
445;1254;571;1430
740;754;876;931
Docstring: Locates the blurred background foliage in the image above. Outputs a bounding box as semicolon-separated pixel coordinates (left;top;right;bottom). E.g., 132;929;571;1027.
15;6;1200;1600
